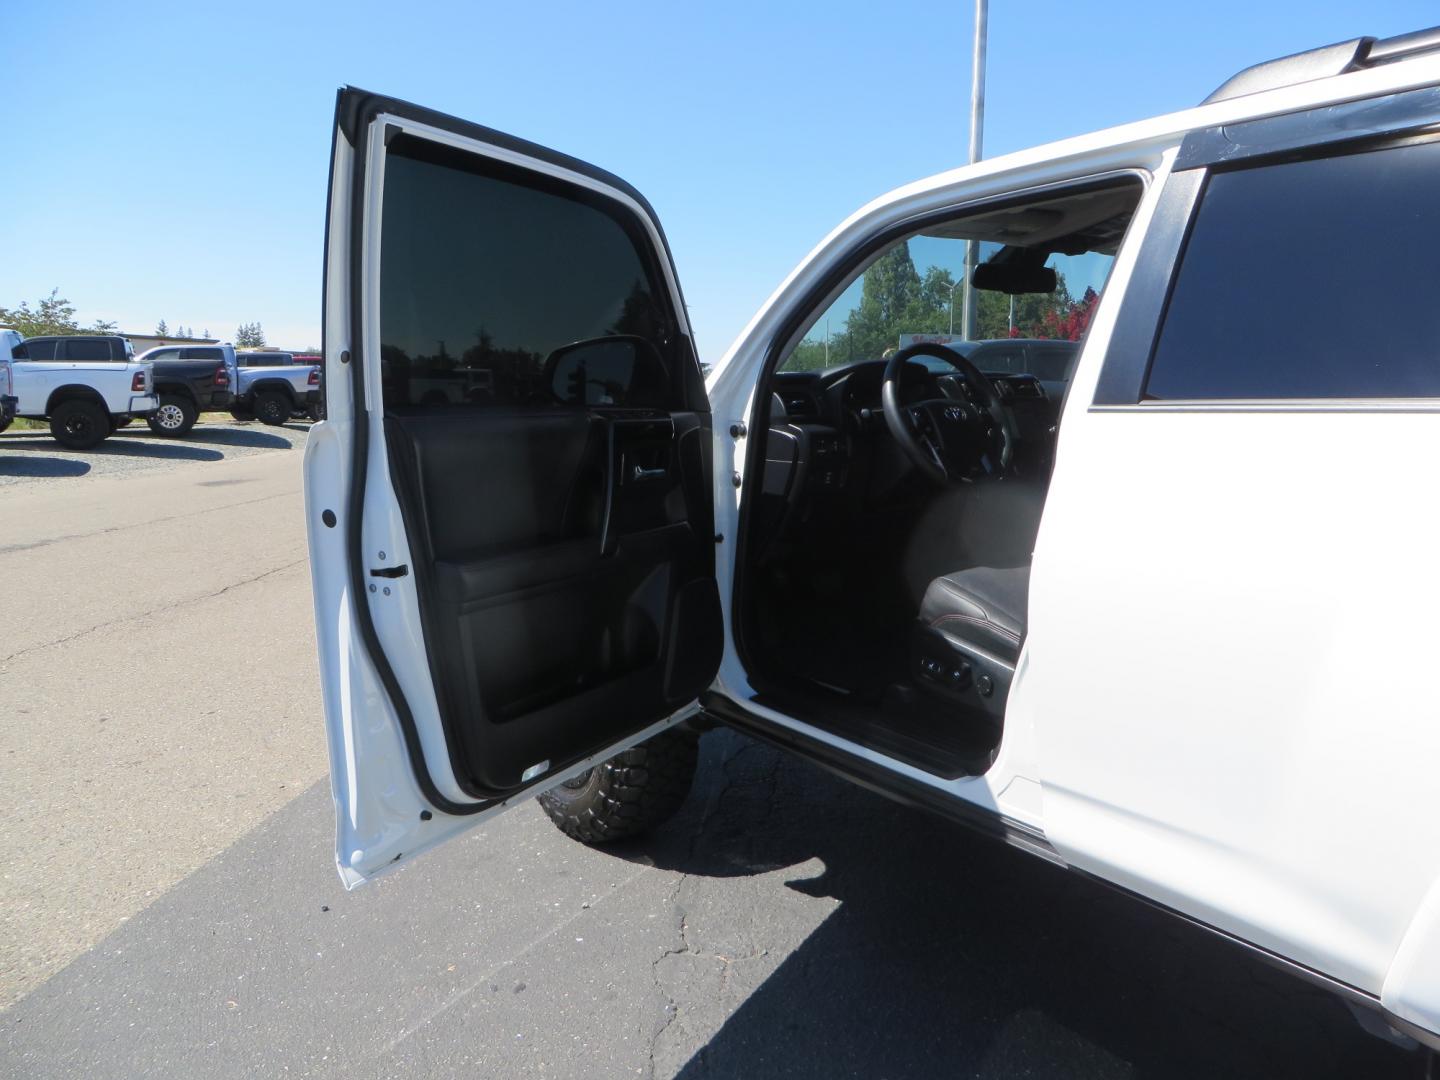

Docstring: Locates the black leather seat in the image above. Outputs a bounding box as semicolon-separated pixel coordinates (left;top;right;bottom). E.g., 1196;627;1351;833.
918;564;1030;664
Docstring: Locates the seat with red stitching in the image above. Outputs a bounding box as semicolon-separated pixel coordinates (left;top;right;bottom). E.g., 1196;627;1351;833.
918;564;1030;663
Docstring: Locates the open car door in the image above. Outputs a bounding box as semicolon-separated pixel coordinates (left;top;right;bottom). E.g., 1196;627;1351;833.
305;89;722;887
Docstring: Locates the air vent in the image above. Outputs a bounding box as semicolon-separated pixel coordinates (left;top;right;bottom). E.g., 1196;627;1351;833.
782;392;818;417
1010;378;1045;400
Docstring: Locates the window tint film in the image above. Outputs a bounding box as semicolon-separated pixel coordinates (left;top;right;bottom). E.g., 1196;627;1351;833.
64;339;113;362
15;340;55;361
1146;139;1440;400
379;134;680;409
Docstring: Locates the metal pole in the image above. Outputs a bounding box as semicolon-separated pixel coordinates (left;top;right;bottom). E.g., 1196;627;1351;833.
947;278;961;335
959;0;987;341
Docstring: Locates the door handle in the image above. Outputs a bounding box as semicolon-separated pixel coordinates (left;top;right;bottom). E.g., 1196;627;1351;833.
370;564;409;578
632;465;667;482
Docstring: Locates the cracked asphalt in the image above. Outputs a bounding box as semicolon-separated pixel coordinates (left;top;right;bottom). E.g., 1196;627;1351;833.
0;424;1427;1078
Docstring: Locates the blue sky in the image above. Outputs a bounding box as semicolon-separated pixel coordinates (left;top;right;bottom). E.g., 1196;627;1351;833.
1;1;1433;359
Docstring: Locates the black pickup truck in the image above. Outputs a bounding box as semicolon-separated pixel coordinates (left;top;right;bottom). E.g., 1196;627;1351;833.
134;344;237;436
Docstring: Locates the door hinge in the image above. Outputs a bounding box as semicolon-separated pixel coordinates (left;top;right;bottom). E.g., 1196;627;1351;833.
370;564;409;578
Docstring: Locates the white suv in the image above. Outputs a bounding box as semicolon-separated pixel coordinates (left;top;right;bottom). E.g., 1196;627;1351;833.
304;28;1440;1053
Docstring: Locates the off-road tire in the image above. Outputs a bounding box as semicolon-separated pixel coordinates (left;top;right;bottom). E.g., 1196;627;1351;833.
254;391;290;426
112;415;134;428
146;394;198;437
50;399;109;450
537;727;700;844
229;407;255;423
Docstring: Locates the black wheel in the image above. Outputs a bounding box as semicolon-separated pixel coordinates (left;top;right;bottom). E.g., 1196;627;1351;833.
306;400;324;422
49;399;109;450
112;415;134;428
229;407;255;423
145;394;197;437
254;391;290;426
537;727;700;844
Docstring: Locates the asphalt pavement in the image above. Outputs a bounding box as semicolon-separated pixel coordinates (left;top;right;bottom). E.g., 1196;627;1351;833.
0;423;1425;1078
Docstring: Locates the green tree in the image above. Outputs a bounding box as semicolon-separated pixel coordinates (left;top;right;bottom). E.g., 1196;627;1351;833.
156;318;169;336
0;289;117;337
235;321;266;347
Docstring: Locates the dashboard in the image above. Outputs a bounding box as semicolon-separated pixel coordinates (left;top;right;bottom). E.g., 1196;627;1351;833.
757;357;1065;540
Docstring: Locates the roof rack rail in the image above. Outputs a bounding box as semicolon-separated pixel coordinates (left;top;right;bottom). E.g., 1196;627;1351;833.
1203;25;1440;104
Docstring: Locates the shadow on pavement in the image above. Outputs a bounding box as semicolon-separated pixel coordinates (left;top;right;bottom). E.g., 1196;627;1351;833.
175;425;301;448
620;733;1419;1080
82;437;225;462
0;453;91;478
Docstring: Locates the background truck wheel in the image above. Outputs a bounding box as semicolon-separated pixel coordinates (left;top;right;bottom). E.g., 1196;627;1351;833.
537;726;700;844
50;399;109;450
254;392;290;426
229;407;254;423
112;415;134;428
145;395;197;437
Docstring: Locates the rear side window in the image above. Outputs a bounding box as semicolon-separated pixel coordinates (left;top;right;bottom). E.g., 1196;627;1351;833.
1145;139;1440;400
62;339;115;362
179;347;223;360
149;348;181;362
379;133;681;410
14;340;56;361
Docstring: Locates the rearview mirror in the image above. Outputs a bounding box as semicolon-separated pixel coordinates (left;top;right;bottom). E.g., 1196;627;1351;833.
545;335;667;408
972;262;1058;295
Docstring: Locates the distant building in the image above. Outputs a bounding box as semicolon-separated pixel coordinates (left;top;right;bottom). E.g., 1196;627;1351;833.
123;331;221;355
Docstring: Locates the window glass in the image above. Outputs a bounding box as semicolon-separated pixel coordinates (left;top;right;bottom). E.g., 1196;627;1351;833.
1146;139;1440;400
180;347;223;360
63;339;113;362
379;134;679;409
15;339;55;361
778;181;1137;376
149;349;181;362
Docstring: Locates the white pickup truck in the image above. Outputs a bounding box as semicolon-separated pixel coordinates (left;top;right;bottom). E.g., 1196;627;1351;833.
0;330;157;449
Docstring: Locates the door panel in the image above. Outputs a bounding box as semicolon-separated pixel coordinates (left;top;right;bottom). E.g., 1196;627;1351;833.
385;407;718;797
307;89;720;884
1029;101;1440;996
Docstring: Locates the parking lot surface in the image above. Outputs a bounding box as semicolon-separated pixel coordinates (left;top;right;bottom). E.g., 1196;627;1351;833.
0;424;1424;1078
0;421;310;487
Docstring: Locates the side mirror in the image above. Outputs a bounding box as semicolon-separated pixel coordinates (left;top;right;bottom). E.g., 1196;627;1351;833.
545;336;667;408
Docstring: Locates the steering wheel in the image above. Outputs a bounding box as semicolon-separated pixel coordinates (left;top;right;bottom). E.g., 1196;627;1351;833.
881;342;1014;484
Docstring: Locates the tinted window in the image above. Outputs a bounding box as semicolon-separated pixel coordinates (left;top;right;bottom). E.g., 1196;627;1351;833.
180;347;223;360
63;339;114;362
379;133;680;409
149;348;181;363
14;340;55;361
1146;140;1440;400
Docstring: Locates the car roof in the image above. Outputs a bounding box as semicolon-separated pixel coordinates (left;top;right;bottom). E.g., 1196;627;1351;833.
24;334;123;342
836;30;1440;248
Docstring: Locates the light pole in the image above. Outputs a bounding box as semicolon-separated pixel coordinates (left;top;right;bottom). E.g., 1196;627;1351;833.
958;0;987;341
946;277;963;336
